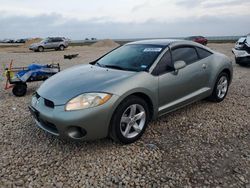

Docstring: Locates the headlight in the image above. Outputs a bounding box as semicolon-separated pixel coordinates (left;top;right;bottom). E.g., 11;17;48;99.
65;93;112;111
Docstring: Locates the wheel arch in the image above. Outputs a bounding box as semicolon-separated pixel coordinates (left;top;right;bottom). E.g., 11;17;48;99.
107;91;156;137
114;92;156;120
210;67;232;92
107;91;156;140
128;92;154;121
221;68;232;84
38;46;44;51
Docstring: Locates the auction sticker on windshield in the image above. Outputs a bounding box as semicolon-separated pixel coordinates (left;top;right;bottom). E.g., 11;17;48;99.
143;48;162;52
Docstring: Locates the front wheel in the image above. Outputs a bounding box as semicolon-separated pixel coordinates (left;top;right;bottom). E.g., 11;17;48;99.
38;46;44;52
208;72;229;102
59;45;65;51
109;96;149;144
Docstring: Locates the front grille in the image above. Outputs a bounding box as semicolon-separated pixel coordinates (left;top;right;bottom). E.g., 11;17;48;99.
44;99;55;108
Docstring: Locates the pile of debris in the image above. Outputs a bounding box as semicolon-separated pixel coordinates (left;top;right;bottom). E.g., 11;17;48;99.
23;38;42;47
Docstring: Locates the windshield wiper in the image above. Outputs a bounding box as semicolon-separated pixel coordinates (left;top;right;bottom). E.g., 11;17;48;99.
96;62;106;68
96;63;137;72
104;65;130;71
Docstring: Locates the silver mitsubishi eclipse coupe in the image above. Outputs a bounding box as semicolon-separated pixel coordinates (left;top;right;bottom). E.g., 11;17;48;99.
29;39;233;144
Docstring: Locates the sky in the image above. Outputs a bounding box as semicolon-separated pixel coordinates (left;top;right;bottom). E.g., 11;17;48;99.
0;0;250;39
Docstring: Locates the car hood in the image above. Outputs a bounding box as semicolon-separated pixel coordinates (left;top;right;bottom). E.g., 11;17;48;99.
37;64;136;105
30;42;41;47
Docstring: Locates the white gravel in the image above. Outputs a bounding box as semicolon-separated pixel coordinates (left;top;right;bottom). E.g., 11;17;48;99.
0;43;249;187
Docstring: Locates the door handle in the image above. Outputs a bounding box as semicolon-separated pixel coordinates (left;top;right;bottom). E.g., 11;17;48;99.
202;64;207;69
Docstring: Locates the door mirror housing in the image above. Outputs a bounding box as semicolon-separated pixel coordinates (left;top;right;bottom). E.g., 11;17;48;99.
174;60;186;70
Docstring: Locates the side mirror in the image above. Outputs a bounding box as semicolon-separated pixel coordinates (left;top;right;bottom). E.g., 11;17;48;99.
174;60;186;70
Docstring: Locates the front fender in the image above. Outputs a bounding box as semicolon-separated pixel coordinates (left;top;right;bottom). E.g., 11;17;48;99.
113;87;158;119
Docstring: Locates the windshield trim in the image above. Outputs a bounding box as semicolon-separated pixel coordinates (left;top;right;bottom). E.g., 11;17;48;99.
148;46;170;74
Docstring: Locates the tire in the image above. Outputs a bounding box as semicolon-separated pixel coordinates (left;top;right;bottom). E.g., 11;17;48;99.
109;96;150;144
208;72;229;102
59;45;65;51
12;83;27;97
38;46;44;52
238;63;247;67
235;57;249;66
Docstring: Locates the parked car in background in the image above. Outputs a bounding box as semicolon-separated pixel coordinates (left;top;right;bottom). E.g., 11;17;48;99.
29;39;233;144
15;39;28;43
186;36;208;45
2;39;15;43
234;37;246;49
232;35;250;66
29;37;69;52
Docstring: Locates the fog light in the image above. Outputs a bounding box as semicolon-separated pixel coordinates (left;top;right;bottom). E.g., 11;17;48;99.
67;126;87;139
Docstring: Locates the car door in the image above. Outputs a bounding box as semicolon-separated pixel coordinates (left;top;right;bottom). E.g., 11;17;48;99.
157;46;210;115
50;38;60;48
44;38;54;49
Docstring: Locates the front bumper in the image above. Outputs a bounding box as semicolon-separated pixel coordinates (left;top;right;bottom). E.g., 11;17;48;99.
232;48;250;65
29;94;119;140
232;48;250;58
29;46;38;51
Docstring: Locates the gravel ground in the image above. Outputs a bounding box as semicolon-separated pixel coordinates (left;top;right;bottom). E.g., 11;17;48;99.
0;43;249;187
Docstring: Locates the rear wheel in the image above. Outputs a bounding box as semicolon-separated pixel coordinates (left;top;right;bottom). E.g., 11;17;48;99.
238;62;245;66
208;72;229;102
235;57;250;66
12;83;27;97
110;96;149;144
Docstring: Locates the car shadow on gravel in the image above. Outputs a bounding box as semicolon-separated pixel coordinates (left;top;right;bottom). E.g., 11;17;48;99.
143;93;250;187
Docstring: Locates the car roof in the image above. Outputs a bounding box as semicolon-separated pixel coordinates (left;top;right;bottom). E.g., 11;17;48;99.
126;39;184;47
126;39;214;53
48;37;65;39
238;37;246;41
126;39;206;47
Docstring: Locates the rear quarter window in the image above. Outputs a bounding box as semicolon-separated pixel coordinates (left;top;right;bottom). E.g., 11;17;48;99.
196;47;213;59
52;38;63;42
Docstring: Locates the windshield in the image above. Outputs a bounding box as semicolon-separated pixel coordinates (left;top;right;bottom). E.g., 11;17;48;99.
41;38;48;43
247;35;250;45
96;44;164;72
41;38;52;43
238;37;246;43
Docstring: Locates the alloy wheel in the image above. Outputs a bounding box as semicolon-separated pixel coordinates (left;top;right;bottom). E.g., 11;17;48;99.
216;76;228;99
120;104;146;139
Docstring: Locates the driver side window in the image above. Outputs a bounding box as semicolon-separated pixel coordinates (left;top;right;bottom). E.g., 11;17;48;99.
152;50;174;76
